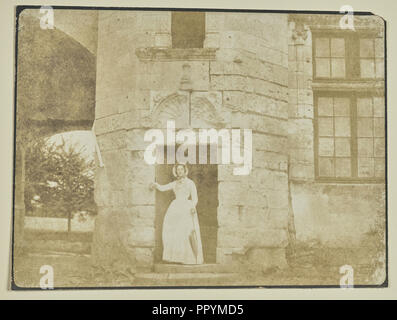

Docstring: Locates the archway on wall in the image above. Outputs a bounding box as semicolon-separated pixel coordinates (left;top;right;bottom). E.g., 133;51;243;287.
154;144;219;264
14;11;96;256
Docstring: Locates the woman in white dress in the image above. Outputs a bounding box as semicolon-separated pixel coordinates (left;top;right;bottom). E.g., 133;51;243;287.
150;164;204;265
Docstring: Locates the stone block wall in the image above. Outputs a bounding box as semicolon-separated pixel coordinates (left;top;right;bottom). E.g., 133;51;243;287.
91;11;385;275
92;11;291;271
207;13;290;269
92;11;157;270
287;19;315;181
287;15;386;278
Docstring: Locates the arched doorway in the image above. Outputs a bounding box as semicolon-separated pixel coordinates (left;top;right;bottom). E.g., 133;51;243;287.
154;144;219;264
148;92;226;265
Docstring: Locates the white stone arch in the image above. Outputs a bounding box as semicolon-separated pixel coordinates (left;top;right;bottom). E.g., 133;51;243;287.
146;91;226;129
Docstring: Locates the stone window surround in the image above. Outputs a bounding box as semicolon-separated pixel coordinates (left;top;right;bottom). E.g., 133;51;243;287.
287;14;385;183
309;26;385;183
135;47;218;62
135;12;220;62
311;29;384;81
313;90;385;183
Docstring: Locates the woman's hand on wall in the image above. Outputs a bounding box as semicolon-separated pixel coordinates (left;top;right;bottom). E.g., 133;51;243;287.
149;182;158;191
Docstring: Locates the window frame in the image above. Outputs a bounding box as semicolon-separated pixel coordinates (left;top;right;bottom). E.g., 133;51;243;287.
314;90;385;183
312;28;385;183
312;30;383;82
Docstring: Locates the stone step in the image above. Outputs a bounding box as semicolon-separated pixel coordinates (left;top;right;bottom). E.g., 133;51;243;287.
154;263;237;274
134;272;239;280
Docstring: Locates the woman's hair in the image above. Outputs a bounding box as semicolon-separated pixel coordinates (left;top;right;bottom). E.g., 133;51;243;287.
173;163;188;177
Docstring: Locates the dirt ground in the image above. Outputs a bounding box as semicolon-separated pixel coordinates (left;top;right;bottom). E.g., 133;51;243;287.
11;250;380;289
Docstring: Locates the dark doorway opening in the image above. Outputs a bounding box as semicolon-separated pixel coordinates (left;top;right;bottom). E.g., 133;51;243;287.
154;144;218;264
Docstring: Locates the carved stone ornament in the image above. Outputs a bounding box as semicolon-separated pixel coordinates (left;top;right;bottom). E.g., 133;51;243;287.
142;92;226;129
291;19;309;43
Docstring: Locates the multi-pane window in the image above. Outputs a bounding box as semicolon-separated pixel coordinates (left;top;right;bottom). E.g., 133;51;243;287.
313;33;384;80
315;37;346;78
359;38;385;78
313;29;385;182
171;12;205;49
356;96;385;178
317;95;352;177
315;93;385;181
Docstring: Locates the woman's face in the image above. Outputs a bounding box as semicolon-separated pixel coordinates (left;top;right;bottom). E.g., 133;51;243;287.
176;165;185;177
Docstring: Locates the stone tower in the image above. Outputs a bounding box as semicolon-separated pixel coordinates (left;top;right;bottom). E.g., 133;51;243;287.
92;11;291;272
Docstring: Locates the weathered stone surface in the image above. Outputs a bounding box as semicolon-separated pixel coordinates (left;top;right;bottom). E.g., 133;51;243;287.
291;182;386;248
217;205;271;228
126;247;154;267
287;120;314;178
216;247;244;265
97;130;127;152
94;167;110;207
125;226;156;247
205;12;225;33
210;74;247;91
266;190;289;209
130;89;151;110
128;150;150;167
154;33;172;48
257;45;288;67
149;90;187;113
127;186;156;206
218;181;268;207
98;11;138;35
298;89;314;105
96;54;136;101
253;150;288;172
253;78;288;101
210;56;288;86
290;164;315;181
92;11;313;272
267;208;289;229
249;169;277;190
137;61;210;91
223;14;288;53
109;191;129;207
218;165;253;182
123;206;156;227
92;206;129;266
223;91;288;119
217;226;288;248
204;32;220;48
126;164;155;185
101;150;128;190
126;129;149;151
231;112;288;136
95;113;126;135
247;248;288;270
289;148;314;164
288;132;313;151
95;97;121;119
253;133;288;153
272;172;289;191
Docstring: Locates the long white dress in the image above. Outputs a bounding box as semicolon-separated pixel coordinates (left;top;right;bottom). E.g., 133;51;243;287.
157;177;204;264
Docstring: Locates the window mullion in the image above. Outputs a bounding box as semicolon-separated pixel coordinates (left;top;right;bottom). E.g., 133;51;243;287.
314;94;319;179
351;93;358;177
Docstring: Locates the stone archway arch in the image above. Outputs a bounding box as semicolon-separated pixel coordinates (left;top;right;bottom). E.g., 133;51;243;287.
147;91;226;264
145;91;227;129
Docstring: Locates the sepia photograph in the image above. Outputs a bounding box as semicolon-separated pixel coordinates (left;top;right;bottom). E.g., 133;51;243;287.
11;6;387;289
